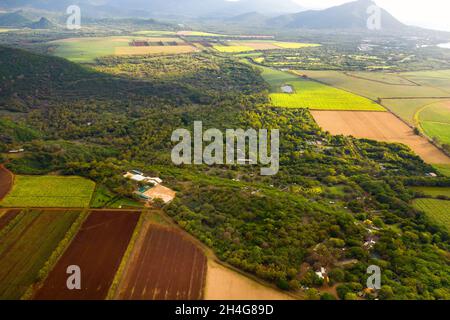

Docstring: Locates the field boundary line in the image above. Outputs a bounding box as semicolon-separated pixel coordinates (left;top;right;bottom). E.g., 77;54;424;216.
0;165;14;202
106;209;146;300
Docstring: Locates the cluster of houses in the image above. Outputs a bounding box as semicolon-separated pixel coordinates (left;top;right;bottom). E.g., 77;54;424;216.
123;170;175;204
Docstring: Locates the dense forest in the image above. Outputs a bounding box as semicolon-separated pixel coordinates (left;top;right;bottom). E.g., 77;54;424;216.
0;45;449;299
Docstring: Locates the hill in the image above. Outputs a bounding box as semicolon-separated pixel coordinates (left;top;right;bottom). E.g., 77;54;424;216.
270;0;405;30
224;12;268;26
0;11;31;27
27;17;55;29
0;0;303;18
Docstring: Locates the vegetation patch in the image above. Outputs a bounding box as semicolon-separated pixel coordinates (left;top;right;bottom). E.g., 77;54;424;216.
0;209;80;299
0;175;95;208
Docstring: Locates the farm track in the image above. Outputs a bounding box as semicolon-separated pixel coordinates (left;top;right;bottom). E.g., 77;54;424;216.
0;165;13;201
34;210;140;300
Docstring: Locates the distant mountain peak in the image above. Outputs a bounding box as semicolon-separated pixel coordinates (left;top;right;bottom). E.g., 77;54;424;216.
28;17;55;29
270;0;405;31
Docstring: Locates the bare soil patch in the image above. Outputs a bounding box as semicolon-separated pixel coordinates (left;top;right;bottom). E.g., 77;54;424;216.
34;210;140;300
311;111;450;164
144;184;176;203
116;224;207;300
204;260;294;300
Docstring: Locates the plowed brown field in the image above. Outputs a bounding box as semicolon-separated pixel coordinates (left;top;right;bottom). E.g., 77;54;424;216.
34;210;140;300
0;165;13;201
311;111;450;164
116;225;207;300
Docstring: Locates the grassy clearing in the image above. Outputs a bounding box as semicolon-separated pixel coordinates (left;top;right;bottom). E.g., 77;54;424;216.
0;176;95;208
259;66;384;110
413;199;450;231
0;210;80;299
412;187;450;198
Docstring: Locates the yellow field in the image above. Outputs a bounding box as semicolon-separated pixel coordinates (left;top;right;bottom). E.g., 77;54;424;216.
215;41;320;53
272;42;320;49
213;45;255;53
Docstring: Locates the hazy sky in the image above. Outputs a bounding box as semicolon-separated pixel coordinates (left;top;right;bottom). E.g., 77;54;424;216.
293;0;450;31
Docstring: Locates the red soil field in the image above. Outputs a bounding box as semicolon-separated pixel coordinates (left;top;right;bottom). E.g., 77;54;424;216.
34;210;140;300
0;209;21;230
116;225;207;300
0;165;13;201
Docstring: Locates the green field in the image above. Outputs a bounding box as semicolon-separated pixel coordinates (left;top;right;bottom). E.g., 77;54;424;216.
0;210;80;299
401;69;450;94
258;66;384;110
90;184;143;209
417;100;450;145
412;187;450;198
49;36;184;63
294;69;450;138
296;70;446;100
50;37;131;62
413;198;450;231
0;176;95;208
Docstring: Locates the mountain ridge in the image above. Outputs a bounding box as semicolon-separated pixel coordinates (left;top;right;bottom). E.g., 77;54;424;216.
269;0;406;30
